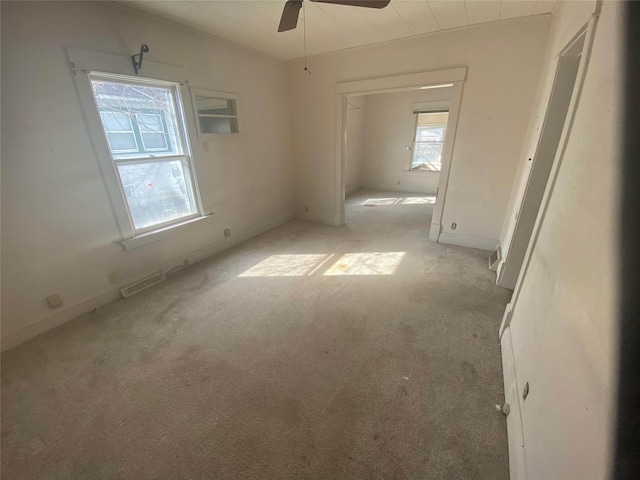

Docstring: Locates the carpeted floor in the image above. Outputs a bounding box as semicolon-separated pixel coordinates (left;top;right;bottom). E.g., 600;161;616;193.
1;190;511;479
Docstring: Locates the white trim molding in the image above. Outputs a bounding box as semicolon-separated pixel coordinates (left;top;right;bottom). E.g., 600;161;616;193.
334;68;467;230
335;67;466;95
437;232;498;251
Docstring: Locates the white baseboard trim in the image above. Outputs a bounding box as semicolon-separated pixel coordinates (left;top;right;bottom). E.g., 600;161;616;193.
429;222;441;242
1;289;122;353
501;326;528;480
1;212;294;352
437;232;499;251
295;211;336;226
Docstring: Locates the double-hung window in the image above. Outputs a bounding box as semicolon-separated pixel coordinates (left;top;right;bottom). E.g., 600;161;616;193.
89;75;201;234
410;111;449;172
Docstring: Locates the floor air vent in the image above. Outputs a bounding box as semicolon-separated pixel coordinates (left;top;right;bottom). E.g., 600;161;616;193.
488;247;502;272
121;271;166;298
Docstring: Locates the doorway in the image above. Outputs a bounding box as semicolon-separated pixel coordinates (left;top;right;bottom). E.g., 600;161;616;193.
334;68;466;242
497;31;586;289
342;86;452;225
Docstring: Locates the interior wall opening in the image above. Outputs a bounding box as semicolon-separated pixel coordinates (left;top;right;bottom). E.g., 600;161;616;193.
342;85;453;227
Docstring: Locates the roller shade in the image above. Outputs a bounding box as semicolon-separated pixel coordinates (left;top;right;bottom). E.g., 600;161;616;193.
416;112;449;126
412;100;450;114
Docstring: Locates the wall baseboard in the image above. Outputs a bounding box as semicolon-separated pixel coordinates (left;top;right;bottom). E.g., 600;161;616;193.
295;211;336;226
1;212;294;352
437;232;498;251
429;222;441;242
1;289;123;353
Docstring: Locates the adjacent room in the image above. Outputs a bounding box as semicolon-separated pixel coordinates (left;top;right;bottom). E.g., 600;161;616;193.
342;86;451;227
1;1;623;479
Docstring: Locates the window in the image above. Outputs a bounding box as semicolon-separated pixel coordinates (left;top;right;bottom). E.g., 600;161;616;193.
410;111;449;172
90;76;201;234
192;89;239;134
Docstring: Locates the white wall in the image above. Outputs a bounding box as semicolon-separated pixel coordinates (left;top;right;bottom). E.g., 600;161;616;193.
288;16;550;248
360;87;452;195
344;95;366;195
503;1;621;478
0;2;294;349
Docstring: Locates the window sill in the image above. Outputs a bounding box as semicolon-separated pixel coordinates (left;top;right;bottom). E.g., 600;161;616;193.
121;214;214;251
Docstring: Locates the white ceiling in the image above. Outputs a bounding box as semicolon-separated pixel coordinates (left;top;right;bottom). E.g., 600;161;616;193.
121;0;557;60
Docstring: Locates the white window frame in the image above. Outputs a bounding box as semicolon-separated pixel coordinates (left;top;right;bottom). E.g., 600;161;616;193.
68;47;211;250
409;112;449;173
190;88;240;137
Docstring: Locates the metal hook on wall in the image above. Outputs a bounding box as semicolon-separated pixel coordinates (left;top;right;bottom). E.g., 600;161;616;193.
132;44;149;75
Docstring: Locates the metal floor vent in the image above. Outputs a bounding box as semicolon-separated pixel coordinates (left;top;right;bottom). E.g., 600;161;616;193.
121;271;166;298
488;247;502;272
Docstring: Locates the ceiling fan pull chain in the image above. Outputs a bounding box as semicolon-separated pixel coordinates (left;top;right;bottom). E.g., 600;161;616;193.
304;1;311;74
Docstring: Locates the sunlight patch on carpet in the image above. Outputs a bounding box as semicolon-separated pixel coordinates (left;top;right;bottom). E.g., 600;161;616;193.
239;254;331;277
323;252;406;276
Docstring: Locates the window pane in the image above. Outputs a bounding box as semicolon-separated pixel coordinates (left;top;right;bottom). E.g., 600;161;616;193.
199;116;238;134
416;126;445;142
107;132;138;152
91;80;183;158
141;133;167;150
117;160;196;230
412;143;443;171
136;113;163;132
100;111;133;132
195;96;235;116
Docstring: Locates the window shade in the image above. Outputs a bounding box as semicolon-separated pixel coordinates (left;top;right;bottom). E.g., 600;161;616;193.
417;112;449;126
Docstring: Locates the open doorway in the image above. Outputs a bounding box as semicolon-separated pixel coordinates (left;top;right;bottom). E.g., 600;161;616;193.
333;68;466;239
497;30;587;289
342;86;452;226
338;74;463;240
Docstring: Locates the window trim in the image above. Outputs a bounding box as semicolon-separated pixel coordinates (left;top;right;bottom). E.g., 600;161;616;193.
408;111;449;173
71;66;208;248
190;88;240;136
89;73;203;236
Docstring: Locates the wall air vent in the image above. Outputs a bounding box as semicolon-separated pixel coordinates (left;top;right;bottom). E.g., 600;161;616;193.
120;271;166;298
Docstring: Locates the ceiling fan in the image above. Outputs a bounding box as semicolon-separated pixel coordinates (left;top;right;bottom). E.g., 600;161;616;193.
278;0;391;32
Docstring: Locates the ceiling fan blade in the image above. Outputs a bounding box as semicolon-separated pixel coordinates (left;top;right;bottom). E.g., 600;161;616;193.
278;0;303;32
310;0;391;8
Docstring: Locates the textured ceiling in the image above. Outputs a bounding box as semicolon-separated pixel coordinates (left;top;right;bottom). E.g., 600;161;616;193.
121;0;557;60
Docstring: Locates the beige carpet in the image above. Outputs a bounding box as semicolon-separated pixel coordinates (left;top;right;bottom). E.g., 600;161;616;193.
1;190;511;479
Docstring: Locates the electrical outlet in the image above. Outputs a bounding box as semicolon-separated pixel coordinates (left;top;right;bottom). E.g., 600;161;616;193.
46;293;63;309
224;228;231;238
107;273;116;284
451;222;457;230
305;206;309;213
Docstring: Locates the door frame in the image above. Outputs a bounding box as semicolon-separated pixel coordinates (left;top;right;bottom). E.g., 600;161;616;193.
497;27;588;290
334;68;466;237
499;17;598;338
